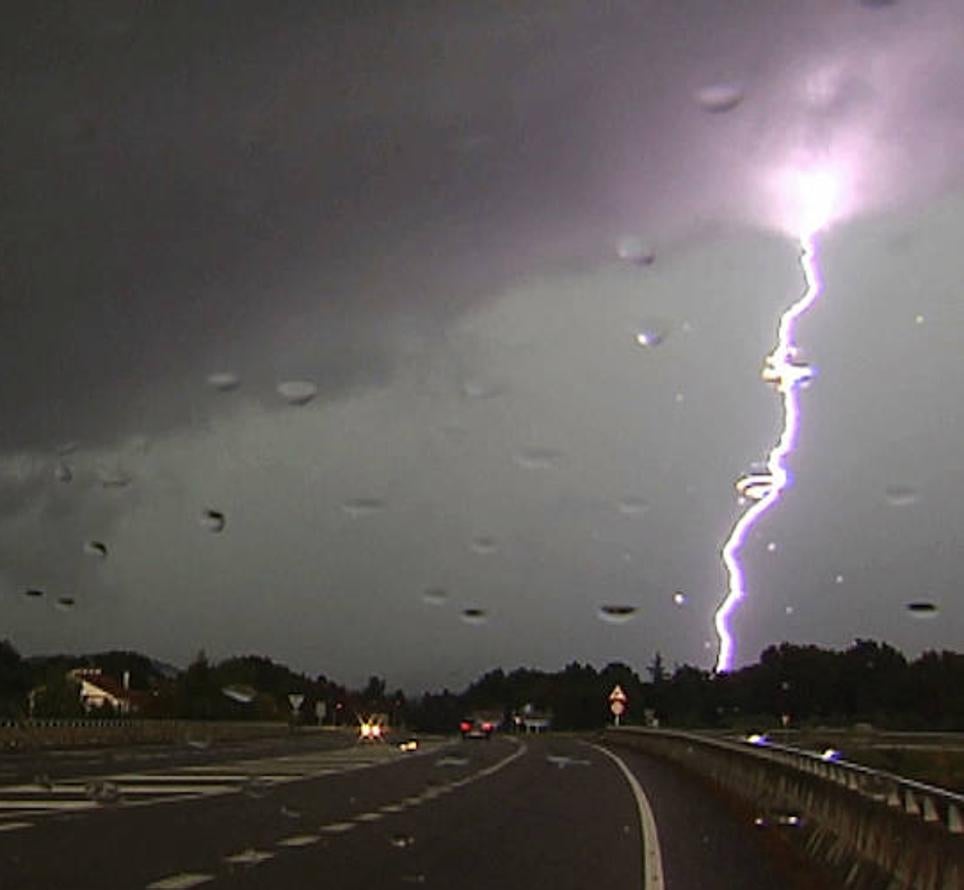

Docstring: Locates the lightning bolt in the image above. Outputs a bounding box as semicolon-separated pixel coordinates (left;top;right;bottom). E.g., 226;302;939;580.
713;233;822;673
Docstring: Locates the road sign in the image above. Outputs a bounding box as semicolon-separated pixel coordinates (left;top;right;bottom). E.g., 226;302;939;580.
315;701;327;722
288;693;305;711
610;700;625;717
609;685;627;703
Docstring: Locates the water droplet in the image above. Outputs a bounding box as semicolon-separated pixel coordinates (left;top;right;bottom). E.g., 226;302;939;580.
84;540;108;559
222;685;257;704
240;775;271;798
914;314;925;324
200;509;226;533
462;380;507;400
460;608;488;625
55;596;76;611
23;588;45;599
634;323;668;348
616;236;654;266
207;371;241;391
835;574;845;585
277;380;318;406
598;604;638;625
98;467;131;488
736;474;773;501
766;541;777;553
514;447;562;470
884;485;918;507
618;497;649;516
673;592;687;606
785;605;794;615
906;601;938;618
341;498;386;519
470;536;498;555
694;82;745;113
54;463;73;483
703;640;714;650
390;834;416;849
85;780;121;804
674;392;685;404
422;588;448;606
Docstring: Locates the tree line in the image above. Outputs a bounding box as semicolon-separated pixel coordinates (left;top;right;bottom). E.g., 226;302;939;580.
1;639;962;732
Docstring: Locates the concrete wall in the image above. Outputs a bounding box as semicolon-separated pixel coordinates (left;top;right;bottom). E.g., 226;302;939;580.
0;718;295;750
605;728;964;890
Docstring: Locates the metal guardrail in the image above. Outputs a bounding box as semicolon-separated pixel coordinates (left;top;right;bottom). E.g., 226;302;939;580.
613;727;964;836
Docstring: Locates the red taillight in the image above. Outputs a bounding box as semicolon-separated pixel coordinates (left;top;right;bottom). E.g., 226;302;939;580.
460;721;472;732
481;722;494;732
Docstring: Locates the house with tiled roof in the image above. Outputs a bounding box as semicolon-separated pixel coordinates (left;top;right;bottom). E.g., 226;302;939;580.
67;668;150;715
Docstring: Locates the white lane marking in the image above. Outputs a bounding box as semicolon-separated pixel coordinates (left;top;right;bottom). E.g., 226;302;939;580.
402;796;423;806
320;822;356;833
277;834;320;847
225;849;275;865
588;744;665;890
355;812;384;822
379;803;405;813
0;821;32;832
0;800;97;811
146;874;214;890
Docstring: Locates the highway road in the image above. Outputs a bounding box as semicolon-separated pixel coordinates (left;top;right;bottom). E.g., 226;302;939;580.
0;732;829;889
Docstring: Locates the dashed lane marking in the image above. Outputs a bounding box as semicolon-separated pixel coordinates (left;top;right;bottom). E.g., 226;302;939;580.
320;822;356;833
276;834;320;848
355;812;384;822
0;821;32;832
224;849;274;866
146;873;214;889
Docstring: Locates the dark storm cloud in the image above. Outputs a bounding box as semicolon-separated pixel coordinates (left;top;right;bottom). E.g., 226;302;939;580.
3;1;964;682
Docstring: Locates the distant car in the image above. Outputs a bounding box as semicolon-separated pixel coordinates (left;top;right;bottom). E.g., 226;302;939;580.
459;717;495;740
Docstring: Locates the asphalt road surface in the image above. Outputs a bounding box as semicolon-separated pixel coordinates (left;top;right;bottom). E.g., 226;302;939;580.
0;732;828;889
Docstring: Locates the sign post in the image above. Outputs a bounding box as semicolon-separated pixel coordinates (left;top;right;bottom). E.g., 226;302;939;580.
609;685;628;727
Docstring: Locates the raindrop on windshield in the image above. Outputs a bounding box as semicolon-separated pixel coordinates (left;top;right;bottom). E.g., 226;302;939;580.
277;380;318;406
906;601;938;618
834;574;845;585
207;371;241;392
618;497;649;516
54;463;73;483
673;592;687;606
84;540;108;559
694;82;744;113
422;588;448;606
514;448;562;470
884;485;918;507
222;685;257;704
98;468;132;488
598;605;638;625
470;536;498;555
634;320;670;348
462;380;507;400
766;541;777;553
342;498;386;519
56;596;76;610
616;236;654;266
460;608;488;625
200;509;226;533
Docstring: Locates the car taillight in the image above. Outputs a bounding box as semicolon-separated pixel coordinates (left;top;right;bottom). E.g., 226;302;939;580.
460;721;472;732
481;722;493;732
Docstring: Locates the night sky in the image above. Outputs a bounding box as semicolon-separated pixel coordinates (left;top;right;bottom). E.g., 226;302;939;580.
3;1;963;690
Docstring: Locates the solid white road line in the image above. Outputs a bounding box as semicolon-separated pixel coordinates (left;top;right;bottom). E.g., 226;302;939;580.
587;744;665;890
0;821;33;832
146;873;214;889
